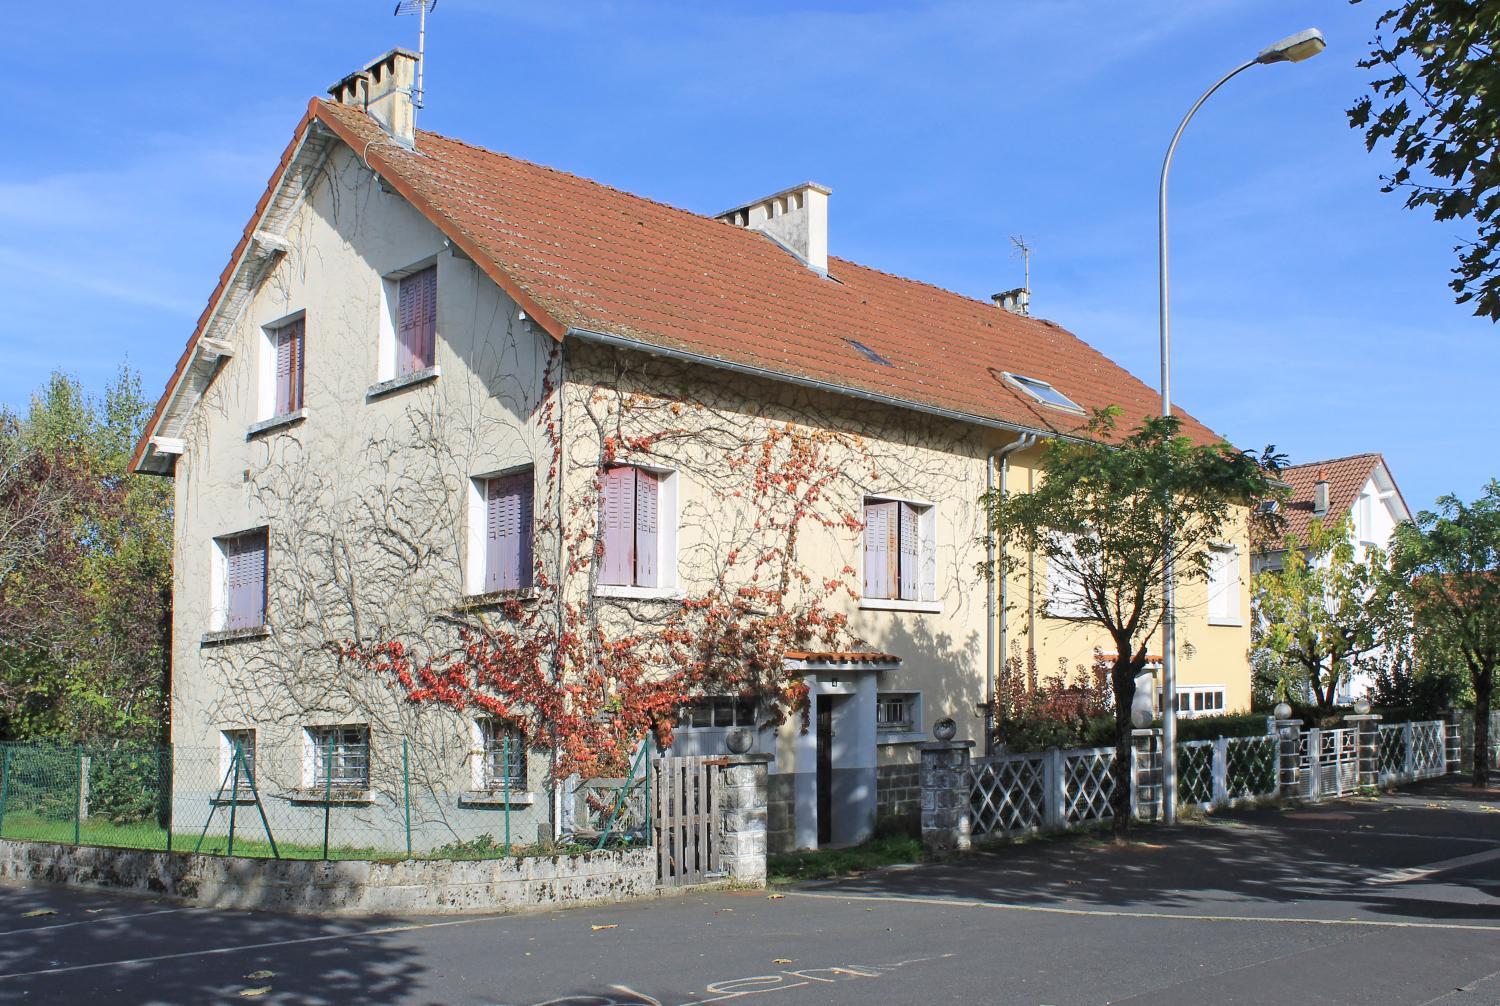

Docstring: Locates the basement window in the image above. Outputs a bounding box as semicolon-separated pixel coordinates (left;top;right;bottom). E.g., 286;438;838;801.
845;339;893;367
1004;373;1083;413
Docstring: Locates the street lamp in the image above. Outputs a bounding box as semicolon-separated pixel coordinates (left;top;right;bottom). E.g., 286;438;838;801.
1157;27;1325;826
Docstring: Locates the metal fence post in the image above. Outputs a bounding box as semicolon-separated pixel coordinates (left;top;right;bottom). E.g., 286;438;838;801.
74;745;84;845
402;738;412;860
322;743;334;861
1307;728;1322;802
0;747;11;838
502;734;512;855
163;745;173;853
1401;721;1414;781
1043;748;1066;831
226;742;242;857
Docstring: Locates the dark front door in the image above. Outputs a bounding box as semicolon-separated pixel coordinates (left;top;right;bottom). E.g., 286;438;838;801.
816;696;834;846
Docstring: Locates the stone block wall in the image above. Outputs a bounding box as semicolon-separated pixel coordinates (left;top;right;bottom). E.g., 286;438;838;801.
0;839;656;916
875;762;921;833
766;773;797;854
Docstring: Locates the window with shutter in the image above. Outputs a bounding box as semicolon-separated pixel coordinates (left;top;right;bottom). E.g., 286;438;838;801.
397;266;437;375
1047;534;1090;619
599;466;637;586
1207;545;1239;624
272;318;304;416
222;529;267;630
597;466;673;589
484;471;534;593
863;499;934;603
634;469;660;588
863;501;897;599
898;502;921;601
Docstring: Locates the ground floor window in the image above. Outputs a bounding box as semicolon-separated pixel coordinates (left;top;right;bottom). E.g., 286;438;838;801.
306;724;370;789
876;692;919;734
478;719;526;790
220;728;257;791
679;696;756;729
1174;686;1226;718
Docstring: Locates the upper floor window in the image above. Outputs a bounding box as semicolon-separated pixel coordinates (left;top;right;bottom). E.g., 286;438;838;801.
598;465;676;591
1207;544;1241;626
270;317;304;416
1046;534;1092;619
215;528;267;630
396;265;437;376
862;499;936;604
473;469;534;593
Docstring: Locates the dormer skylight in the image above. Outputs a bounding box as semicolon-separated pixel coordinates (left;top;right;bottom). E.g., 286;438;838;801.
1004;373;1083;413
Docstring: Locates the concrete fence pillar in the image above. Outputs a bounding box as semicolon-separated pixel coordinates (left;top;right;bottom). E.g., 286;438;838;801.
716;754;771;885
1444;707;1464;775
919;741;974;854
1131;729;1162;822
1275;719;1303;800
1211;737;1230;808
1344;714;1382;789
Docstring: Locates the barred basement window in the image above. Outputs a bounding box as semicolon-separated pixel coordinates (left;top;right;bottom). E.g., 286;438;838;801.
479;719;526;790
221;728;257;792
308;725;370;788
876;693;917;733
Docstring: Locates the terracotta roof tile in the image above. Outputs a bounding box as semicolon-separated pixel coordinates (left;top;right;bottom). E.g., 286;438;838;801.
1273;454;1383;547
310;101;1222;446
784;650;901;665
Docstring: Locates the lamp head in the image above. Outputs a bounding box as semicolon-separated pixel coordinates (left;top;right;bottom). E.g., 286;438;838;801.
1256;28;1326;64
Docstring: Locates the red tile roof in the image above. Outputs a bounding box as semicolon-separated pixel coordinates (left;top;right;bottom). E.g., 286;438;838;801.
135;99;1223;470
1272;454;1385;547
784;650;901;665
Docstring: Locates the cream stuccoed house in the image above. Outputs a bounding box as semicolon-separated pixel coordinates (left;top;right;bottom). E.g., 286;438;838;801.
133;50;1256;853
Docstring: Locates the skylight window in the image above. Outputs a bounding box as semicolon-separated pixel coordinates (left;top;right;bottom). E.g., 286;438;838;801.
845;339;893;367
1005;373;1083;413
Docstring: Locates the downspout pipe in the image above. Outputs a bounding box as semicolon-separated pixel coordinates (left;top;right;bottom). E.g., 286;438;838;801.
986;434;1039;754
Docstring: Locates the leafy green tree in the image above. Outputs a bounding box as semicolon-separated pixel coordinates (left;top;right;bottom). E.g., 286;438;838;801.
981;410;1281;835
0;368;171;742
1253;517;1391;713
1349;2;1500;320
1386;482;1500;786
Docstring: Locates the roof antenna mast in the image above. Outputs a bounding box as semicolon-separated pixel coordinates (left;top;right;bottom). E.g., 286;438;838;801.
394;0;436;110
1010;235;1031;298
992;236;1033;316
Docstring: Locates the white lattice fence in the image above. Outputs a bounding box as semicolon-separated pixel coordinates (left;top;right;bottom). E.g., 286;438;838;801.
1177;741;1215;808
968;754;1046;837
1063;748;1117;825
1410;721;1446;780
1225;735;1278;800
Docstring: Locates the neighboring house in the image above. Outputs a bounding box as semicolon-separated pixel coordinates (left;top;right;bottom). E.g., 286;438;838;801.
1252;453;1411;702
132;49;1255;852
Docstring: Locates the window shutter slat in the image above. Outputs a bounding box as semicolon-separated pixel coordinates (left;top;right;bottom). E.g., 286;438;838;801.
918;504;936;602
397;266;437;375
634;470;659;588
226;531;267;629
863;502;897;599
899;502;920;601
599;467;635;586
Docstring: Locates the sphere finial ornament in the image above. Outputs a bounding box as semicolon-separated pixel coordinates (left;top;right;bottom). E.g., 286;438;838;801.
1353;697;1372;716
1274;701;1293;721
1131;706;1154;729
725;726;754;755
933;717;958;742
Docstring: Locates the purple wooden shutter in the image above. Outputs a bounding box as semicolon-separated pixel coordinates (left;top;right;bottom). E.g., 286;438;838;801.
634;469;659;588
899;502;920;601
599;467;635;586
226;531;267;629
863;502;897;599
398;266;437;374
485;472;534;592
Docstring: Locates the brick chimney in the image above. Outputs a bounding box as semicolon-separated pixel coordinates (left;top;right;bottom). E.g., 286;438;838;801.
1313;470;1330;516
329;49;420;148
717;183;831;275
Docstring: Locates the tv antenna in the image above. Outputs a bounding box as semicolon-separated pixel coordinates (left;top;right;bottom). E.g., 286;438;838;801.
1010;235;1031;294
394;0;436;109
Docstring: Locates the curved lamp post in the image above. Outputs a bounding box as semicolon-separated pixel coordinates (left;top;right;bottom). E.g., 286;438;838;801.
1158;27;1325;826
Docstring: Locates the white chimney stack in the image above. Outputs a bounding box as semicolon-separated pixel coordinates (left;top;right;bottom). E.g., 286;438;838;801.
717;183;831;275
329;49;421;149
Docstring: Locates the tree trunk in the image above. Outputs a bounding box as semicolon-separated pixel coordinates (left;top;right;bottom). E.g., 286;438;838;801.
1109;655;1137;837
1473;661;1493;789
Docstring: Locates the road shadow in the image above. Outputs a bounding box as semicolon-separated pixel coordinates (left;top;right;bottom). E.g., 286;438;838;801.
813;779;1500;926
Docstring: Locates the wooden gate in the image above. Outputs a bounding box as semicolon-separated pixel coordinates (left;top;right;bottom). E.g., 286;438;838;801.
651;756;721;887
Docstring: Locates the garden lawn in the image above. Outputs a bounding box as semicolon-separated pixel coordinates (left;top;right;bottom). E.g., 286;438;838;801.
767;832;924;884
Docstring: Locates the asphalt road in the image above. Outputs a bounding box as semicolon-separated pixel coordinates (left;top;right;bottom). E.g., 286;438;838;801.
1;779;1497;1005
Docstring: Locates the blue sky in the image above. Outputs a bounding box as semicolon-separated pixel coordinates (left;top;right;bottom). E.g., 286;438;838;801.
3;1;1494;510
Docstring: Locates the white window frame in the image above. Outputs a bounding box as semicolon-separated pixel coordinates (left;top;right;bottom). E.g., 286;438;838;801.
219;728;257;793
876;691;924;743
376;257;441;384
1003;372;1084;414
859;496;940;613
677;696;758;731
302;724;371;790
256;309;306;423
466;465;536;596
594;465;681;600
1207;542;1242;627
1174;685;1226;718
1046;533;1092;620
